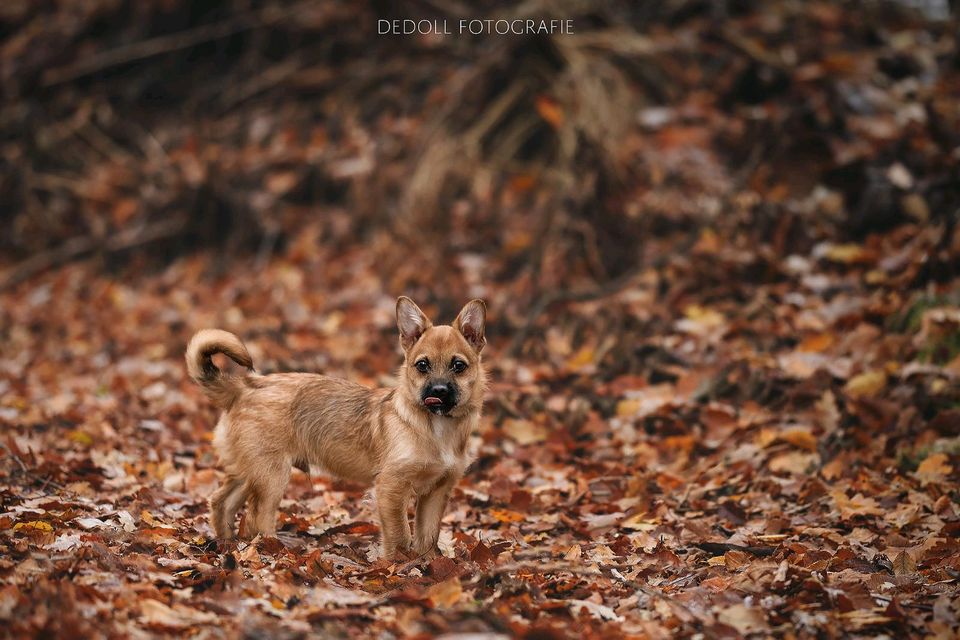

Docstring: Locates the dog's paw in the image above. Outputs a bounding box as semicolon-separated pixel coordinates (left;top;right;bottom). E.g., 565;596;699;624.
412;543;441;561
380;542;415;564
394;547;419;562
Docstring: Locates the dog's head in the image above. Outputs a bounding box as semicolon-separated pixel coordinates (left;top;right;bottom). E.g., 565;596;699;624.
396;296;486;417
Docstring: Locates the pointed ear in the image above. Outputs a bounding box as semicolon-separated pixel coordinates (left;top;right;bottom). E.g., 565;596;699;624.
454;299;486;352
397;296;431;351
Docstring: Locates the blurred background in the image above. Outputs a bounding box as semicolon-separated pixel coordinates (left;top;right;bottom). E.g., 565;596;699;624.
2;7;956;250
1;0;958;390
0;0;960;410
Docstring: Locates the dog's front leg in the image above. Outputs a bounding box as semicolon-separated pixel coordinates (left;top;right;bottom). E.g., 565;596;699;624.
414;474;457;556
375;468;413;559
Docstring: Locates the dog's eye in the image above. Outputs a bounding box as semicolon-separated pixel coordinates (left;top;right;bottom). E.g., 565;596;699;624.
415;359;430;373
451;359;467;373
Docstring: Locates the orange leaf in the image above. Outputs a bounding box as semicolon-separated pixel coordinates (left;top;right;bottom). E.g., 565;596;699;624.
490;509;525;523
915;453;952;486
535;95;564;128
780;427;818;451
426;576;462;607
798;333;834;353
507;174;537;193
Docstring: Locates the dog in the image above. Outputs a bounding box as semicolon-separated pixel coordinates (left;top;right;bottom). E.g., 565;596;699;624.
185;297;487;559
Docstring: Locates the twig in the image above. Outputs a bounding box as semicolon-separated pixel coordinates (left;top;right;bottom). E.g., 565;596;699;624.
42;18;257;87
694;541;777;557
676;482;695;511
1;442;28;474
870;594;933;612
0;218;185;290
217;57;304;114
463;80;527;153
40;2;306;87
716;26;787;70
484;560;611;576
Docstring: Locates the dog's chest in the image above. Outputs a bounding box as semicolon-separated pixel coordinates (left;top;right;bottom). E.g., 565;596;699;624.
430;416;465;471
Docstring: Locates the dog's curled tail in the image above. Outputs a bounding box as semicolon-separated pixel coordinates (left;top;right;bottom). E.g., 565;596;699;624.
185;329;254;408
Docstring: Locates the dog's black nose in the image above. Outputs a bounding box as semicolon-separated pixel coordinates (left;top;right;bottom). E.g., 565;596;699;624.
428;384;451;399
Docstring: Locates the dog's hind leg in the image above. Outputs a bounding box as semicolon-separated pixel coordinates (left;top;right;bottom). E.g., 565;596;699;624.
210;475;246;539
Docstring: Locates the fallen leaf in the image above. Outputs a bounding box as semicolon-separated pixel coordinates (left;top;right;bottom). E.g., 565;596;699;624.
75;517;111;530
892;550;916;575
831;490;884;519
425;576;462;608
844;370;886;398
769;451;819;474
817;242;875;265
915;453;952;486
139;599;218;628
779;426;818;451
535;95;564;128
798;333;835;352
489;509;525;523
44;534;82;551
676;305;726;336
717;603;769;634
502;418;548;445
13;521;53;533
616;385;675;418
568;599;624;622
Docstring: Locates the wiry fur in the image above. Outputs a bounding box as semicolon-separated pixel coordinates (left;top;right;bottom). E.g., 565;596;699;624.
188;298;488;559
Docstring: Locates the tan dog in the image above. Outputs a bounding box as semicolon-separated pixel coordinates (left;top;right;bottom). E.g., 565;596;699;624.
185;297;487;559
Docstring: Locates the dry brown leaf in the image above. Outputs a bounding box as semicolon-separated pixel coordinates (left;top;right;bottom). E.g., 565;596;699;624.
425;576;462;608
502;418;548;445
915;453;952;486
568;599;623;622
139;599;218;628
724;550;751;570
892;550;917;575
676;305;725;336
831;490;884;519
780;426;818;451
844;370;886;398
616;385;675;418
717;603;769;634
769;451;819;474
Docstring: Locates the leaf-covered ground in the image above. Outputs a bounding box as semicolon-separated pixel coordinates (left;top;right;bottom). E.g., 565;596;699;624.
2;1;960;638
2;225;959;637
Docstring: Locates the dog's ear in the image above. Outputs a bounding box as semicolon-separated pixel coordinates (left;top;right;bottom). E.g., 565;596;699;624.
454;299;486;353
397;296;432;351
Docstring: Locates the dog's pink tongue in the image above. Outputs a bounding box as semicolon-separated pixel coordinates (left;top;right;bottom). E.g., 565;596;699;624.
424;397;443;407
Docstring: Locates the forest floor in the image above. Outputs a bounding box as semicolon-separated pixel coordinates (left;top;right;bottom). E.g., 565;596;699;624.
1;1;960;638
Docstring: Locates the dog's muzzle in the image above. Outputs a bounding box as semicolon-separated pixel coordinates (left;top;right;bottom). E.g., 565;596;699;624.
422;382;458;415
